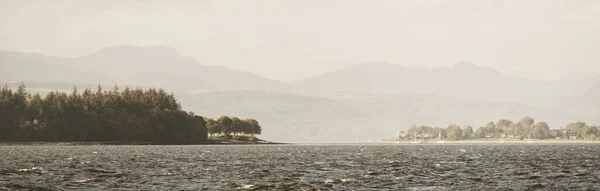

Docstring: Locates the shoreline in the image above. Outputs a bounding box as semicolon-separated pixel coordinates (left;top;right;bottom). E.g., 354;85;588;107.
376;139;600;144
0;139;285;146
4;139;599;146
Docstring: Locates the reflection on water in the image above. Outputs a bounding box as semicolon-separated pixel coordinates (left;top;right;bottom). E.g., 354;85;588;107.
1;144;599;190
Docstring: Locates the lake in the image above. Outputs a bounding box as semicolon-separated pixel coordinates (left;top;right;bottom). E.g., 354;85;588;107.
1;143;599;190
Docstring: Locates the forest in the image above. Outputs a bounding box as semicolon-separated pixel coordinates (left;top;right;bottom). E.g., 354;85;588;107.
0;84;261;144
403;116;600;141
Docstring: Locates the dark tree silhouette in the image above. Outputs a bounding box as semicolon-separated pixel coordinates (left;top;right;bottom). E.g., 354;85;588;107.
0;84;209;144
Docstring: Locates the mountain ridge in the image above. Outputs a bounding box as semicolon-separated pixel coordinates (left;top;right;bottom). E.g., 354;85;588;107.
3;46;599;142
295;61;595;108
1;46;291;92
2;45;598;110
179;90;590;142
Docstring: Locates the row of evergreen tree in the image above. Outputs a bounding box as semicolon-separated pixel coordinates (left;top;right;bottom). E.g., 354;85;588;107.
0;84;218;143
404;116;600;141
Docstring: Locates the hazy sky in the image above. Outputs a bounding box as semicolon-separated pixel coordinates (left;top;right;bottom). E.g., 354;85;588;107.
1;0;599;82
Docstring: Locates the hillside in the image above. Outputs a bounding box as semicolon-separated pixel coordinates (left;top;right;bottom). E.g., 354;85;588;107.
0;46;290;92
178;90;591;143
0;51;111;83
296;62;592;108
3;47;596;108
559;80;600;117
2;81;596;143
3;47;599;142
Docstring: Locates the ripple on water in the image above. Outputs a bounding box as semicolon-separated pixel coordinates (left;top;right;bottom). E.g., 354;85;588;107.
0;144;599;190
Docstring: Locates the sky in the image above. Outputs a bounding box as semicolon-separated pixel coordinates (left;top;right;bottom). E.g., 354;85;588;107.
1;0;599;82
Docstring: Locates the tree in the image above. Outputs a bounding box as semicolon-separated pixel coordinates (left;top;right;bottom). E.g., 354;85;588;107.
0;84;268;143
496;119;513;136
417;125;434;135
0;84;215;144
230;117;242;136
520;116;535;129
0;84;14;141
485;121;500;137
205;118;221;137
531;121;550;139
406;124;419;135
446;124;463;141
248;119;262;136
217;116;233;137
25;93;43;141
7;83;28;140
582;125;598;140
566;122;587;139
462;125;473;139
433;127;447;139
511;122;525;139
476;126;488;139
240;119;253;136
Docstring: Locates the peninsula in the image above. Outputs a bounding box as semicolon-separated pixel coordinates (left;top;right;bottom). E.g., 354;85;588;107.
0;84;274;145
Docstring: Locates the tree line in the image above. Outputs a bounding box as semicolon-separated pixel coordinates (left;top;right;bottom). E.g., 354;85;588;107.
402;116;600;141
0;84;258;144
205;116;262;138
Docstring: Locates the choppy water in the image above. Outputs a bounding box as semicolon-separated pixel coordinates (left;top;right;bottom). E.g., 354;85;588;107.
1;144;600;190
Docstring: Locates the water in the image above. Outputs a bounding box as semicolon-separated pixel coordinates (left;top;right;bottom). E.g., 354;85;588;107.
1;144;600;190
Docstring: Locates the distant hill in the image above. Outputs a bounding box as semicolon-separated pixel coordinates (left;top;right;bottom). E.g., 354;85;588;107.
559;80;600;117
295;62;593;108
178;90;590;143
1;46;291;92
4;48;599;142
0;51;111;84
3;47;596;108
5;82;594;143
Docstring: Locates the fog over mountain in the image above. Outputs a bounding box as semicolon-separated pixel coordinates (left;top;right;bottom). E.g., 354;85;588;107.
179;90;588;142
559;80;600;118
3;46;596;108
0;51;111;83
5;2;600;190
1;46;290;92
2;46;599;142
296;62;595;108
2;1;600;83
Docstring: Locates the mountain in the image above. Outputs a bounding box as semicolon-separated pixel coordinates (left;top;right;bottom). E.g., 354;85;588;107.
3;47;598;142
559;80;600;115
0;46;291;92
0;51;111;83
4;47;595;108
178;90;590;143
73;46;291;92
296;62;591;108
